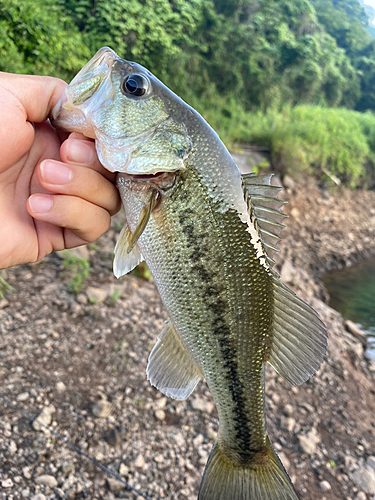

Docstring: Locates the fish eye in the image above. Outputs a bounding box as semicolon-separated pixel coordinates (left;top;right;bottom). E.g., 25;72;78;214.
121;74;148;97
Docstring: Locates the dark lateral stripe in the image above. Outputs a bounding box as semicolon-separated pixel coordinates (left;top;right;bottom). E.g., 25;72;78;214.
178;206;252;458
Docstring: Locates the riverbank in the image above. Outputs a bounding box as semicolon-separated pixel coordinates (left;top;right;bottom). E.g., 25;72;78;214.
0;174;375;500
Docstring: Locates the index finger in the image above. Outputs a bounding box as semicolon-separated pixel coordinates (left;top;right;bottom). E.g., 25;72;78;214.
0;73;67;123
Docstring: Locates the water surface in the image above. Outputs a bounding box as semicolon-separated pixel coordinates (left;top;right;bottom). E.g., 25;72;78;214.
322;255;375;360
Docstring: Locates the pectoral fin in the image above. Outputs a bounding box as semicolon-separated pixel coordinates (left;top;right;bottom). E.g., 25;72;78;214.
267;277;327;386
113;224;143;278
147;319;203;400
127;189;158;253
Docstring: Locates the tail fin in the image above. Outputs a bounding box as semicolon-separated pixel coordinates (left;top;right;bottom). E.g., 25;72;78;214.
198;436;299;500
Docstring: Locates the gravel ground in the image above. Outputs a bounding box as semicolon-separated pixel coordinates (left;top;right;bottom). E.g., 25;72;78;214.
1;172;375;500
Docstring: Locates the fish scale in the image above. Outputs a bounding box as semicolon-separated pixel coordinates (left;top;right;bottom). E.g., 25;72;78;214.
51;46;327;500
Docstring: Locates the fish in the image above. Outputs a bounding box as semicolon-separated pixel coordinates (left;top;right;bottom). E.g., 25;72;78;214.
51;47;327;500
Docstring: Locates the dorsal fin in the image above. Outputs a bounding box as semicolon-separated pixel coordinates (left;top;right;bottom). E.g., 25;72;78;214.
242;173;287;267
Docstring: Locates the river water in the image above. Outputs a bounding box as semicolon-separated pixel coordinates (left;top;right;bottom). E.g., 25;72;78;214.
322;255;375;360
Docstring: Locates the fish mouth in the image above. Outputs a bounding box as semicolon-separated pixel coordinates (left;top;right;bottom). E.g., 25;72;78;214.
50;47;120;132
117;170;177;190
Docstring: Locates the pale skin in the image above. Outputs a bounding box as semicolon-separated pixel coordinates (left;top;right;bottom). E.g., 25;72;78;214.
0;72;121;270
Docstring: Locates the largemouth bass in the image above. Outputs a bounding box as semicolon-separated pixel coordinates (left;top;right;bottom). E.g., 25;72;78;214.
51;47;327;500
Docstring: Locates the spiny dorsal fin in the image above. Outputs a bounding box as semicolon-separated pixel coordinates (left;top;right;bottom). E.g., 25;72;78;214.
242;173;288;266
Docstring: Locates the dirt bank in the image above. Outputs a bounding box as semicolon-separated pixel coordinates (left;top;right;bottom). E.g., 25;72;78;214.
0;175;375;500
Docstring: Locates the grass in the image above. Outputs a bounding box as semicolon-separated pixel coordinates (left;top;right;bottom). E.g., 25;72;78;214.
197;100;375;189
0;271;15;298
61;251;91;294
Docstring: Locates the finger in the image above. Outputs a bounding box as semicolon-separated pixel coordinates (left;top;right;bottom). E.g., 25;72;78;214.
37;160;121;216
27;194;111;244
0;73;67;123
60;136;115;181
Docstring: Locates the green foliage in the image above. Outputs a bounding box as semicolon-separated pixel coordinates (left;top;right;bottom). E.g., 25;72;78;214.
203;102;375;188
0;0;90;80
62;252;91;294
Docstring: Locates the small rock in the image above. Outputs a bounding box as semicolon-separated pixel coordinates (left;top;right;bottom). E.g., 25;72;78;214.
119;463;129;476
352;466;375;494
280;260;296;284
56;381;66;392
1;478;13;488
290;207;300;219
16;392;29;401
0;298;9;309
298;427;321;455
193;434;204;447
104;427;121;446
34;474;58;488
91;399;112;418
156;397;168;409
172;432;185;447
319;480;332;492
134;453;146;469
107;477;124;492
354;492;367;500
32;406;55;432
155;409;165;421
345;320;367;347
191;396;214;414
76;293;88;304
30;495;47;500
86;286;107;304
8;440;17;454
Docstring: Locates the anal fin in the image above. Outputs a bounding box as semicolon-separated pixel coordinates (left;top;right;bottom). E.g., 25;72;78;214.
147;319;202;400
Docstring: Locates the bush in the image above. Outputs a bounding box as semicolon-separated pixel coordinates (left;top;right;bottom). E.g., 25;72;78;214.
200;103;375;188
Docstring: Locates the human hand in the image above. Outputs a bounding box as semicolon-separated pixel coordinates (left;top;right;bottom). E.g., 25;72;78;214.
0;73;121;269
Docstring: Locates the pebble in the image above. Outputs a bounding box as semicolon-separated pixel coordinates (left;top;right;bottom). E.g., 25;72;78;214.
34;474;58;488
8;439;17;454
32;406;55;432
1;478;13;488
191;396;214;414
354;492;367;500
16;392;29;401
107;477;124;492
86;286;107;304
119;463;129;476
55;381;66;392
91;399;112;418
351;466;375;494
155;409;166;421
172;432;185;447
134;453;146;469
319;480;332;492
30;495;47;500
298;427;321;455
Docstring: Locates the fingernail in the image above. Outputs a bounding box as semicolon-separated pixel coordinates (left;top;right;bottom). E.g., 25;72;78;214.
40;161;72;185
66;139;94;164
29;194;53;214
